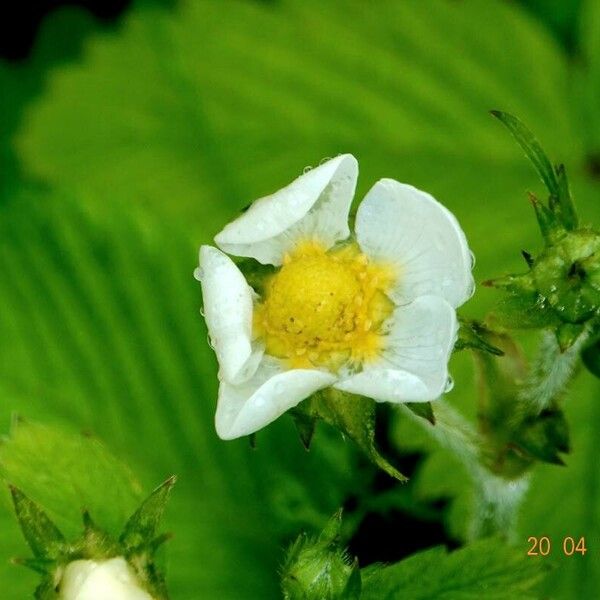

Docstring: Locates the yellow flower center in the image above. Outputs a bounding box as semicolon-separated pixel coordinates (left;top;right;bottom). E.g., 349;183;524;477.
254;241;395;370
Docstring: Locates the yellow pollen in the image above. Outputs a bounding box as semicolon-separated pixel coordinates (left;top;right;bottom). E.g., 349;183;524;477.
254;240;395;370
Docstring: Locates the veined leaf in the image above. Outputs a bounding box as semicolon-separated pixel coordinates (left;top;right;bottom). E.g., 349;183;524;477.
0;192;358;599
361;538;547;600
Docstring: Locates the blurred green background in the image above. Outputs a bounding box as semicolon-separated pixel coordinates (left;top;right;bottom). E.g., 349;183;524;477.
0;0;599;598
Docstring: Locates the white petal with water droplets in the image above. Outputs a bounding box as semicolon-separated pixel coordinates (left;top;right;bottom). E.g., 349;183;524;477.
215;154;358;265
356;179;474;308
335;295;457;403
198;245;262;384
215;357;336;439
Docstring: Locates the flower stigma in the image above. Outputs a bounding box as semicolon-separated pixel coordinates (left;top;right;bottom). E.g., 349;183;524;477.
254;241;395;370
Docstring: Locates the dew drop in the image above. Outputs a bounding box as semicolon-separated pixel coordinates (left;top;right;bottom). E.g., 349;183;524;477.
303;165;313;174
199;306;205;317
206;333;216;350
194;267;204;281
444;376;454;393
469;250;476;269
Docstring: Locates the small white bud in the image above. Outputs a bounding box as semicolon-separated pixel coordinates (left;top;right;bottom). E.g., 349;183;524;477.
60;557;154;600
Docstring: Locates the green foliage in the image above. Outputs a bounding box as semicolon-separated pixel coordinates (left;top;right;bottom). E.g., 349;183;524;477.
0;192;358;598
361;539;547;600
0;420;143;537
0;0;599;598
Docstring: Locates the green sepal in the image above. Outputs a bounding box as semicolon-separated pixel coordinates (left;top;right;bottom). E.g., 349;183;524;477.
555;163;578;230
306;389;408;482
120;475;177;554
405;402;435;425
11;557;55;575
528;192;565;243
555;322;585;352
512;408;570;466
490;111;559;200
490;110;578;232
581;319;600;378
281;510;361;600
10;486;67;561
455;318;504;355
290;406;318;450
235;257;277;296
482;272;534;293
34;578;59;600
488;292;561;330
76;510;120;559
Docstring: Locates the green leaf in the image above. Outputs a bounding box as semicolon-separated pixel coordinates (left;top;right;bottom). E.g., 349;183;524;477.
0;420;143;538
581;0;600;155
518;373;600;599
361;538;547;599
0;192;358;599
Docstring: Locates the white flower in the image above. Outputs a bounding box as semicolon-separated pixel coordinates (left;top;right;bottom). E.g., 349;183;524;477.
196;154;474;440
59;557;154;600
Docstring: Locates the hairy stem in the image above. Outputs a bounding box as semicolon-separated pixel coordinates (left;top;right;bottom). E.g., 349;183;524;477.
400;400;529;540
519;328;588;414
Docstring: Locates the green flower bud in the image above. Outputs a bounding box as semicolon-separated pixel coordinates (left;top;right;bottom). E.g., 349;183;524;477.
281;511;361;600
10;477;175;600
532;229;600;324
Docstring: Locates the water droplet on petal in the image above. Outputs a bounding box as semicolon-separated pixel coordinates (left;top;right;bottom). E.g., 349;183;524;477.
199;306;205;317
469;250;476;269
444;376;454;393
194;267;204;281
303;165;313;174
206;333;216;350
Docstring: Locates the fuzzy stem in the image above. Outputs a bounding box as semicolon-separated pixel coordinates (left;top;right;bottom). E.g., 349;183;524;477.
519;328;588;414
400;401;528;540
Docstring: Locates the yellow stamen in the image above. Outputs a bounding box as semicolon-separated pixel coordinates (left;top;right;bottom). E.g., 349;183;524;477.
254;240;395;370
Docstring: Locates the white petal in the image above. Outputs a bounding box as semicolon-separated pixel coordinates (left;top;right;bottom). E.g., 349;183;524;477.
198;245;262;383
215;357;336;439
334;368;430;402
334;295;458;403
60;557;154;600
215;154;358;265
356;179;474;308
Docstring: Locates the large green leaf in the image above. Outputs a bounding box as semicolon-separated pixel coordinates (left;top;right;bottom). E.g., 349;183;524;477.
517;372;600;599
0;192;359;598
580;0;600;156
361;538;546;600
14;0;597;295
3;0;600;597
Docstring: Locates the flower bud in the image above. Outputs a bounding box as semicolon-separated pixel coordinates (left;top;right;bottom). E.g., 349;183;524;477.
59;557;154;600
532;229;600;324
281;511;360;600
